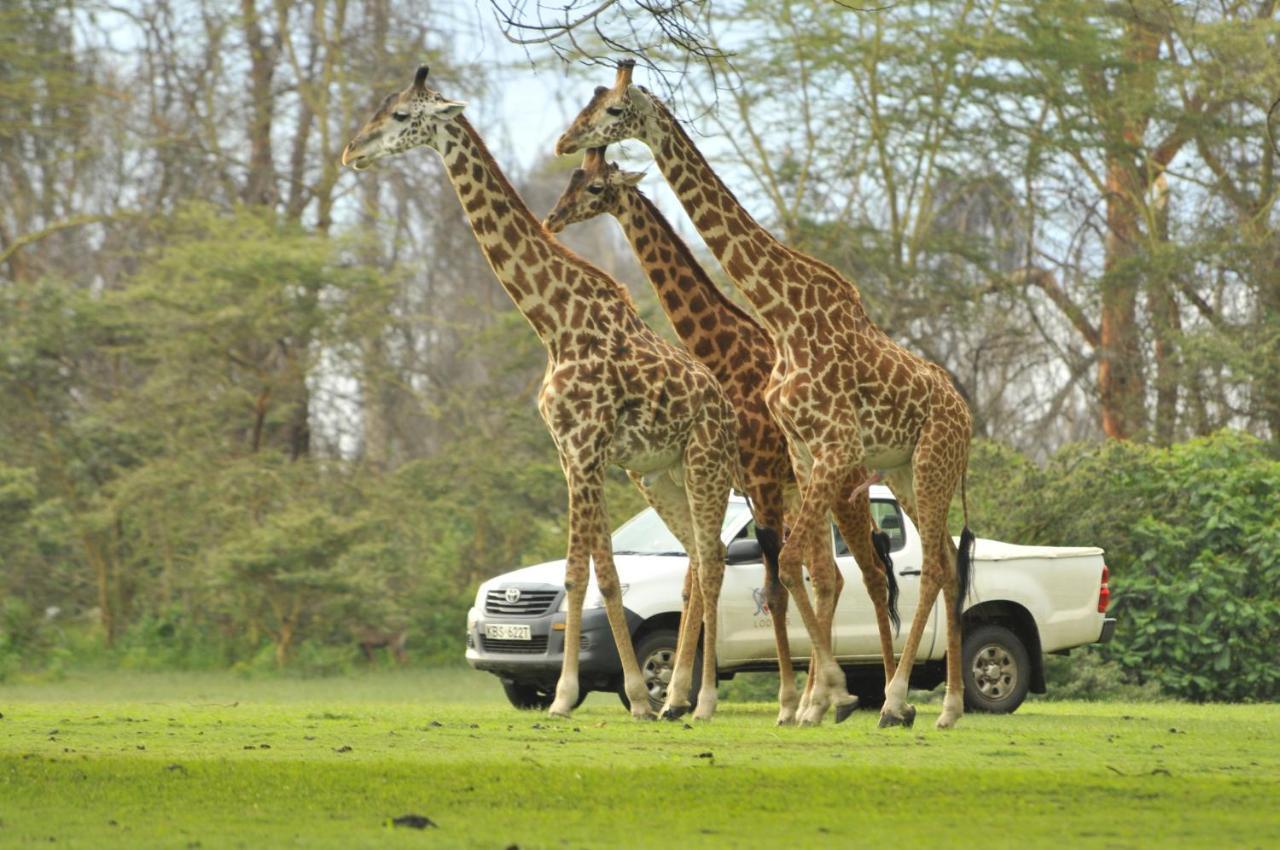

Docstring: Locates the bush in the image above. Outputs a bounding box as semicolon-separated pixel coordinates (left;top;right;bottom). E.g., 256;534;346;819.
969;430;1280;702
1039;648;1162;702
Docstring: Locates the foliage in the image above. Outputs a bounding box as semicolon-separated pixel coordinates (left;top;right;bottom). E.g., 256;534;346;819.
966;430;1280;702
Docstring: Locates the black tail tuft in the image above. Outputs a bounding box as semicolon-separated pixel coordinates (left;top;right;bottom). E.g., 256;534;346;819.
756;525;783;578
871;530;900;634
955;526;976;620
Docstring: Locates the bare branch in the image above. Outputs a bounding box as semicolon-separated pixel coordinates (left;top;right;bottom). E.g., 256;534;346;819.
483;0;730;93
987;267;1102;349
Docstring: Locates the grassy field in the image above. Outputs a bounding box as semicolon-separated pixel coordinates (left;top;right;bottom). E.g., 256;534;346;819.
2;669;1277;849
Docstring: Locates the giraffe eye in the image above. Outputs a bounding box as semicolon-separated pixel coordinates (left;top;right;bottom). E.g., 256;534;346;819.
605;106;623;117
586;184;603;195
392;111;410;122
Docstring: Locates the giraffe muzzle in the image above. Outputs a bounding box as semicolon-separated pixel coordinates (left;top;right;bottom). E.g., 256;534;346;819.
341;140;377;171
554;133;580;157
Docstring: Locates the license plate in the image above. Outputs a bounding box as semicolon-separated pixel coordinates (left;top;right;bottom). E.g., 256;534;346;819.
485;623;531;641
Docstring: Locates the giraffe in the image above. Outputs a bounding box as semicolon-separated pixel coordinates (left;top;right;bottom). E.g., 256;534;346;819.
341;65;741;721
556;62;976;730
543;147;902;726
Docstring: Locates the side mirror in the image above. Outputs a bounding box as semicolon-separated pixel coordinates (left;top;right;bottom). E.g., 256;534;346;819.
726;538;763;565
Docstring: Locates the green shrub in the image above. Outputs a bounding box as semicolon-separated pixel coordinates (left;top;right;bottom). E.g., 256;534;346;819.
1039;648;1162;702
969;430;1280;702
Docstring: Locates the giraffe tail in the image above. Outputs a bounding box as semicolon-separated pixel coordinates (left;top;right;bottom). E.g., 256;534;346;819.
871;528;901;634
954;469;976;620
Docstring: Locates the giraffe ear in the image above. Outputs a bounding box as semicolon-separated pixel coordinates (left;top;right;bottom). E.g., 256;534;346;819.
414;65;430;89
614;59;635;90
433;99;466;118
619;169;645;187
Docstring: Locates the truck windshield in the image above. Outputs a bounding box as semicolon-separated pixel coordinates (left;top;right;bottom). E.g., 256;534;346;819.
611;502;751;555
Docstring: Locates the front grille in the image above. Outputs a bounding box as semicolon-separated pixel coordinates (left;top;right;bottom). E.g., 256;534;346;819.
479;635;549;654
485;588;559;616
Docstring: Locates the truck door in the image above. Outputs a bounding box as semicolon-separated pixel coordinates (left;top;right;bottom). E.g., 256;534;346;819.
831;500;938;661
716;520;814;665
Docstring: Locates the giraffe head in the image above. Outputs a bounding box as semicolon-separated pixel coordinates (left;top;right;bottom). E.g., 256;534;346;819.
555;60;655;156
341;65;467;170
543;147;645;234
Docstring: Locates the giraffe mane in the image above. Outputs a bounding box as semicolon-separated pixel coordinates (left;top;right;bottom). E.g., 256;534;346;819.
631;189;761;330
456;116;642;314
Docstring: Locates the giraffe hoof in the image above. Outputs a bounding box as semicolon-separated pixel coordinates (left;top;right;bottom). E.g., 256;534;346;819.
935;711;961;730
834;696;860;725
877;703;916;729
661;704;690;721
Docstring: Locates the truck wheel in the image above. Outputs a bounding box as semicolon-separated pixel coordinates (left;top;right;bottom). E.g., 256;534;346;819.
962;624;1031;714
618;629;702;713
502;680;586;711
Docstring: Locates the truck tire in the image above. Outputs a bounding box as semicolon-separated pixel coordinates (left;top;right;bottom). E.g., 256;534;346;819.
962;624;1031;714
618;628;702;713
502;680;586;711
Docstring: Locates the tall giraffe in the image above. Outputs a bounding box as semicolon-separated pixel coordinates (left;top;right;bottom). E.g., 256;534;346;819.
556;62;976;730
342;65;740;720
543;148;902;726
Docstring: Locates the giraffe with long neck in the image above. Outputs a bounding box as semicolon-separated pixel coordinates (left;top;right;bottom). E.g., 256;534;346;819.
543;148;902;725
557;62;976;730
342;65;741;720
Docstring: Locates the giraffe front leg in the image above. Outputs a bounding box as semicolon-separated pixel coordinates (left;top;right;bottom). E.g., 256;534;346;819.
549;464;600;719
550;534;591;719
591;520;656;720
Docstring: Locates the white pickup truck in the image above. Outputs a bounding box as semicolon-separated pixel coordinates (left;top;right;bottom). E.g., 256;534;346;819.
465;486;1116;714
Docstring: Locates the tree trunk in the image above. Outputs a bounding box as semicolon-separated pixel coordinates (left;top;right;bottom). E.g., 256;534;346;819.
1149;174;1179;445
240;0;279;206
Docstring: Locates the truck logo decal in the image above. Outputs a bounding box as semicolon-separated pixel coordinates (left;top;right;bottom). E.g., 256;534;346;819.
504;587;522;604
752;588;769;616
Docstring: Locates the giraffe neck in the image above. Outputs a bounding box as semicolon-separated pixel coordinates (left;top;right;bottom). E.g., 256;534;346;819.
639;93;869;334
436;117;637;345
614;187;770;377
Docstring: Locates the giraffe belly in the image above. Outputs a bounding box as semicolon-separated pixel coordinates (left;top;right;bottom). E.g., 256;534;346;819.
611;445;682;475
862;444;913;471
608;418;683;474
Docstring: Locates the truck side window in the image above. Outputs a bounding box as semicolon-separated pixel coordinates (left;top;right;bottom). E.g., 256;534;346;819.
832;500;907;555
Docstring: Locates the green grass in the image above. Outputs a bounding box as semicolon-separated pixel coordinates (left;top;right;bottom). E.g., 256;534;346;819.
2;670;1277;849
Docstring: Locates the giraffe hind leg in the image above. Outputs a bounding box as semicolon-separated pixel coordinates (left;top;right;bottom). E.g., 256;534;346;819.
682;415;733;722
753;486;800;725
627;469;700;719
831;470;900;695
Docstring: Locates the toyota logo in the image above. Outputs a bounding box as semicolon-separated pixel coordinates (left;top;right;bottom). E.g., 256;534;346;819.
504;587;522;604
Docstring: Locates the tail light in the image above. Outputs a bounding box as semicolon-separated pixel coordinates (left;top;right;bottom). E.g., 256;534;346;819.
1097;564;1110;613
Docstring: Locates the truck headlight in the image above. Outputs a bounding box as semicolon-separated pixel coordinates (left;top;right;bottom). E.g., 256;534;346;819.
559;584;628;611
